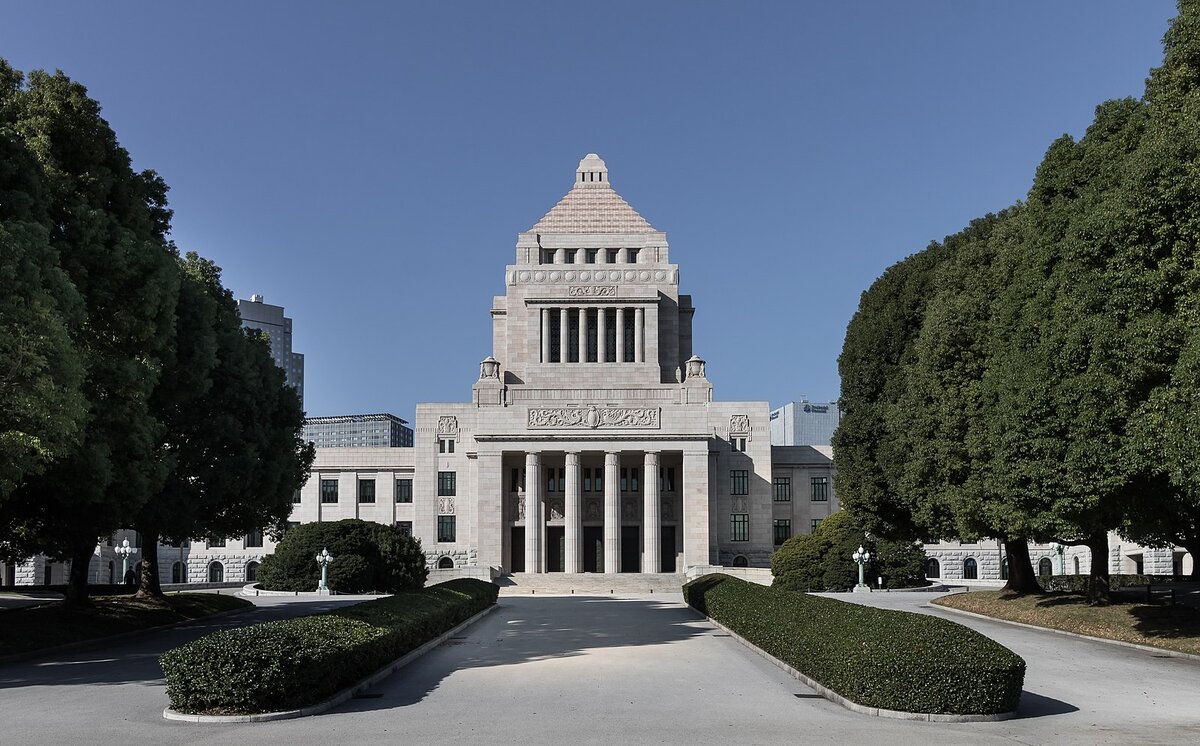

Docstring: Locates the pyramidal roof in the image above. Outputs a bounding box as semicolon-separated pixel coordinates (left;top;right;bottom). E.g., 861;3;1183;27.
529;154;657;234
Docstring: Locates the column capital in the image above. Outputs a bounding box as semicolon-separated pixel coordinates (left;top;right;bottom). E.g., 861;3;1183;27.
565;452;581;464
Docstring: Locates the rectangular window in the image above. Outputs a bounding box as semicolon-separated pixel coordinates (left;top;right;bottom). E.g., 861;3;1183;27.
546;467;556;493
358;479;376;503
773;519;791;546
811;476;829;502
605;308;617;361
731;514;749;542
627;248;640;264
396;478;413;503
660;467;676;492
730;437;747;452
631;467;639;492
773;477;791;502
549;312;561;363
245;530;264;548
291;489;302;504
620;468;628;492
510;467;521;493
320;478;338;503
541;248;555;264
396;521;413;538
583;467;592;492
730;470;748;496
438;472;456;497
565;249;576;264
586;249;598;264
438;439;444;453
438;438;455;454
606;248;619;263
207;537;226;549
559;468;565;491
811;518;823;533
595;468;604;492
438;515;456;543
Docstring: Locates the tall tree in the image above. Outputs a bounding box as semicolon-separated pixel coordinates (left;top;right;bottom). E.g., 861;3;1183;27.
134;253;313;597
0;61;179;605
0;63;86;505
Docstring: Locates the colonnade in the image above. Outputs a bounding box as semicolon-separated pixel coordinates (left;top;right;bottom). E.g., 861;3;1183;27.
538;306;645;363
522;450;663;574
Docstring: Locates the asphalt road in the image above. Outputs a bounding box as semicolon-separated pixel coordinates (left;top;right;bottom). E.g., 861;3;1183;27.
1;590;1198;744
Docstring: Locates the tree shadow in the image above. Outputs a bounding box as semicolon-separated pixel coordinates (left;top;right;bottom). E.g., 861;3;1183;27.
0;597;364;690
334;595;713;713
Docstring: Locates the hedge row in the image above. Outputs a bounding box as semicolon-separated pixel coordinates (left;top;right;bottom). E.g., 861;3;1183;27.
1043;574;1184;593
160;578;498;714
683;574;1025;715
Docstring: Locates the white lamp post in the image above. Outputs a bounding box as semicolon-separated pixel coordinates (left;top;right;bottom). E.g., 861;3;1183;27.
315;547;334;595
115;538;137;584
852;545;871;593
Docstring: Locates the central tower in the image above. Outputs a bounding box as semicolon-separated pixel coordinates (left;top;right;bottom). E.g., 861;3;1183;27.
483;154;696;397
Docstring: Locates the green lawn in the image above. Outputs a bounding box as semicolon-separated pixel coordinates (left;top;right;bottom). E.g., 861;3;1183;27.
0;593;253;657
933;590;1200;656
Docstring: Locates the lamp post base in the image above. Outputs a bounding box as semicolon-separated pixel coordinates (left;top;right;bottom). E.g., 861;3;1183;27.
315;587;333;596
852;585;872;593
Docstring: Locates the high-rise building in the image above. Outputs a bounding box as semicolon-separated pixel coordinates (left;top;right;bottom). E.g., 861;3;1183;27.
769;400;841;446
237;295;305;407
304;413;414;448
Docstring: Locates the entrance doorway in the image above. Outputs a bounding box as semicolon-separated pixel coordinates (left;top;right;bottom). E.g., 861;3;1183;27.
621;526;640;573
661;526;677;572
583;526;604;572
546;527;565;572
510;527;525;572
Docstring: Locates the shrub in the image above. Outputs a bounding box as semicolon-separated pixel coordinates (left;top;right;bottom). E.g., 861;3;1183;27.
684;574;1025;715
1043;573;1181;593
772;510;927;592
258;519;428;593
160;578;497;714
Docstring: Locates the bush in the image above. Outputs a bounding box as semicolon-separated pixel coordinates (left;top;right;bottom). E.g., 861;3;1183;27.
258;519;428;593
772;510;927;592
160;578;498;714
1043;573;1181;593
684;574;1025;715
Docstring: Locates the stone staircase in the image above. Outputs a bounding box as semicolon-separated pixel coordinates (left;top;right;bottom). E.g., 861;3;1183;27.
497;572;687;596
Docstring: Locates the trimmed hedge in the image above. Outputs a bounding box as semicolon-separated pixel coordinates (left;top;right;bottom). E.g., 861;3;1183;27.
684;574;1025;715
160;578;497;714
1043;573;1183;593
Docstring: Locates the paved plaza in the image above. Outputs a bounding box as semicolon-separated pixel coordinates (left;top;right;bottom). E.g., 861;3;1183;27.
1;590;1199;744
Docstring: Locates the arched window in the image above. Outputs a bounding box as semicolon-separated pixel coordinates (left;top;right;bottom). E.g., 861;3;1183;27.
108;561;115;585
437;556;454;569
1073;556;1080;575
246;561;260;582
172;562;183;584
1000;557;1009;580
963;558;978;580
732;555;749;568
925;558;940;578
1038;557;1053;577
208;561;224;583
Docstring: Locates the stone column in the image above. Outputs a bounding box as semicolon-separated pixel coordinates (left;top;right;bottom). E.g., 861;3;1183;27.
643;451;660;573
524;452;542;573
559;307;569;363
541;308;550;364
616;307;626;363
634;307;645;363
565;452;582;573
682;448;710;569
597;305;607;363
577;308;587;364
604;451;621;573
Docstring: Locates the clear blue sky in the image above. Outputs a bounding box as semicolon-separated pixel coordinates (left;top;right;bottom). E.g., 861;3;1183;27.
1;1;1178;420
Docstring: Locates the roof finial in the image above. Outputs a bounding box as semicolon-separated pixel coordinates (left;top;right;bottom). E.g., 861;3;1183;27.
576;153;608;185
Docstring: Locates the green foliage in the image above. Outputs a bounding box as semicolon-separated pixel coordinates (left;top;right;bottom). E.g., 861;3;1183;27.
258;519;428;593
683;574;1025;715
160;579;498;714
771;510;926;591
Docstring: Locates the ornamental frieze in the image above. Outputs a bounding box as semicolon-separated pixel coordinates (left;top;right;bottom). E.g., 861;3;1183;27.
527;405;660;429
568;285;616;297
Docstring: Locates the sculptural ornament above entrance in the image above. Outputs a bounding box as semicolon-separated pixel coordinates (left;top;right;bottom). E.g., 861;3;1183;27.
567;285;617;297
527;405;660;429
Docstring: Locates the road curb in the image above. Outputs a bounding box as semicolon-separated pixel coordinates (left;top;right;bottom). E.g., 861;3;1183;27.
701;614;1016;722
0;605;254;666
928;599;1200;663
163;603;500;723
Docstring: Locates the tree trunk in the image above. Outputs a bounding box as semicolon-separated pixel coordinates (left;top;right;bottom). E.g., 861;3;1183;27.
135;527;164;599
1086;531;1111;605
1001;538;1043;594
63;539;94;609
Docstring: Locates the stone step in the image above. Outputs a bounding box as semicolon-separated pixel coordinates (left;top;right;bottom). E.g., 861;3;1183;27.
498;572;686;596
